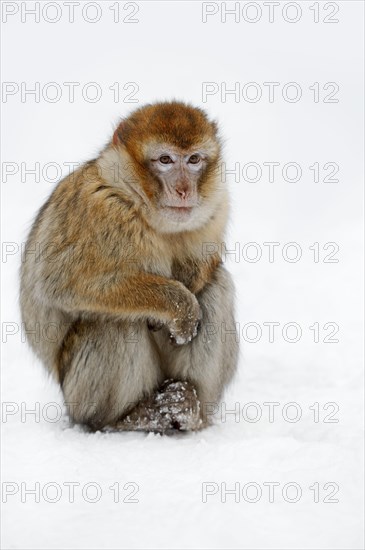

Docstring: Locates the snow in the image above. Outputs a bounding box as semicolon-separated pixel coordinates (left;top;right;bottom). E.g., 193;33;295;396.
1;2;363;549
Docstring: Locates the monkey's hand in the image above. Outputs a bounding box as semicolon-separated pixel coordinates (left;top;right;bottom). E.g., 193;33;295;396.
168;293;202;346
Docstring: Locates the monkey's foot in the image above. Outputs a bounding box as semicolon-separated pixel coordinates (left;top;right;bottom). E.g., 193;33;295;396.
116;380;202;434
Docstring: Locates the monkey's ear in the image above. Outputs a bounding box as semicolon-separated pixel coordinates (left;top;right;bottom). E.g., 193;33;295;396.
210;120;218;135
113;120;126;147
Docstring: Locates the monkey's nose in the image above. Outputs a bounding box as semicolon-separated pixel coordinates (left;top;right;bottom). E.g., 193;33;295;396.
176;183;190;199
176;189;187;199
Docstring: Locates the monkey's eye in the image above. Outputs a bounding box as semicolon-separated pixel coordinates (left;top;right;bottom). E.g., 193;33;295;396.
188;154;201;164
159;155;173;164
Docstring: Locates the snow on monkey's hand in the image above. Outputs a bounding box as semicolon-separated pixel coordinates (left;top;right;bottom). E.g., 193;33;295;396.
168;295;202;346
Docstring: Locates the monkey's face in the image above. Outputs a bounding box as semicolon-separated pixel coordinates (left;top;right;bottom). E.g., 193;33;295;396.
135;140;222;233
113;102;224;233
144;143;211;224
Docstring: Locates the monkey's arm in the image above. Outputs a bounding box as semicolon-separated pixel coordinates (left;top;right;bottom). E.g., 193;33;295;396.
46;271;201;344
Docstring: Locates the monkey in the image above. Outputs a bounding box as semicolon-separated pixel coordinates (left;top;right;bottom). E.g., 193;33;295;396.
20;101;239;433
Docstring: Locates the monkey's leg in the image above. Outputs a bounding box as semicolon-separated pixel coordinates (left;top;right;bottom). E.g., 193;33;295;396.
154;265;239;427
59;319;201;432
59;318;166;431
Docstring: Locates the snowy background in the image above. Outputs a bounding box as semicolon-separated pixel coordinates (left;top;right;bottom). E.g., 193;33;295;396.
1;1;364;548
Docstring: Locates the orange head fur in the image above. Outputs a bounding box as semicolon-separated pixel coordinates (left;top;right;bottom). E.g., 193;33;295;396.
113;101;220;159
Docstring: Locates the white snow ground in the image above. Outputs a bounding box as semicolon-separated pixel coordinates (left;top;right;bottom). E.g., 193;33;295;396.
1;2;364;549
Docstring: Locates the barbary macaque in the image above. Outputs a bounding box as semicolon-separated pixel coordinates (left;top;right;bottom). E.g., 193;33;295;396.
20;101;239;432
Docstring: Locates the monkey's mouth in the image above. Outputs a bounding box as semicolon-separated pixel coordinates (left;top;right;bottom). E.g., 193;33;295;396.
161;205;194;221
164;206;193;213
